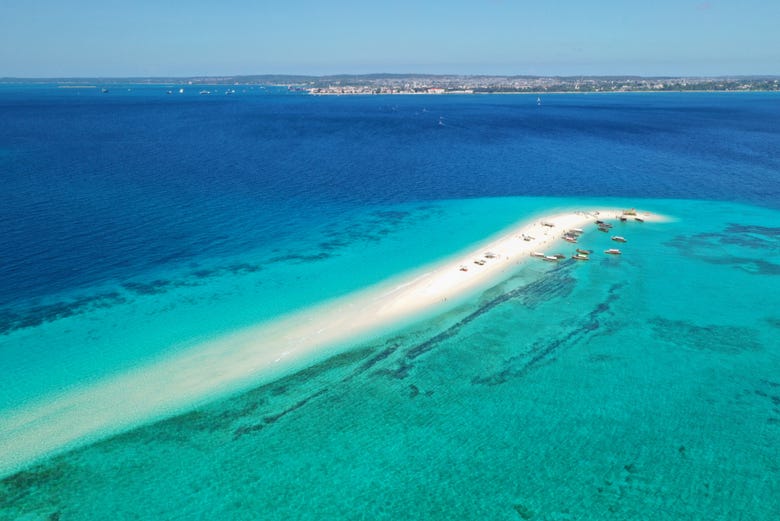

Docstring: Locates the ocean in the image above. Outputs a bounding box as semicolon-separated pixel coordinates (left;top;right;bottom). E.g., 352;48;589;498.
1;86;778;519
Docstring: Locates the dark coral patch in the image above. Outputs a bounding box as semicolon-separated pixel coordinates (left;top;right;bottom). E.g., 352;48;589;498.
649;317;762;354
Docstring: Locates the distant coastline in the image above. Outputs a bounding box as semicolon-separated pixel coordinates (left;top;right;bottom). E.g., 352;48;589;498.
2;73;779;94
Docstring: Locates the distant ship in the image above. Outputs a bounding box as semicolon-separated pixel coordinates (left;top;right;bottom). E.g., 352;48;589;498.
101;88;109;94
536;96;541;106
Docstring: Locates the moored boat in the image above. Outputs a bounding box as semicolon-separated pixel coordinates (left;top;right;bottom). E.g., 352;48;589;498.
604;248;622;255
563;235;577;243
611;236;627;242
572;254;590;260
530;251;545;258
576;248;593;254
543;255;560;262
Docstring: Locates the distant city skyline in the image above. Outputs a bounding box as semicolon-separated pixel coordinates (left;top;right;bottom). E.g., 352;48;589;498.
1;0;778;77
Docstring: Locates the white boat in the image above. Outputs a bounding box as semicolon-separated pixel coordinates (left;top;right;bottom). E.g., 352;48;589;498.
543;255;559;262
611;236;627;243
572;254;590;261
605;248;622;255
530;252;545;258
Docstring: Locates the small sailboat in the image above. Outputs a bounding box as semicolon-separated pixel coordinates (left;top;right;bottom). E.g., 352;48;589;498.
536;96;541;106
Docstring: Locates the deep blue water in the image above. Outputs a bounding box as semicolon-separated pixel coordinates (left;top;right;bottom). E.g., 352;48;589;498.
2;87;778;307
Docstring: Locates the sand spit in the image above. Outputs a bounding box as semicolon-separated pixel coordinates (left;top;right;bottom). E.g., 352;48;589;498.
0;207;666;477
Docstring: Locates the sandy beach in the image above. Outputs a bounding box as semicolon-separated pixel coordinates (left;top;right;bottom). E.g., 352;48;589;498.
0;207;667;477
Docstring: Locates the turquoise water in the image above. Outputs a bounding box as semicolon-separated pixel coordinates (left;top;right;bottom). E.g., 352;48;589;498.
2;196;778;520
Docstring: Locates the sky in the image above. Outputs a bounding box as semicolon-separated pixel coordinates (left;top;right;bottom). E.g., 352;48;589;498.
1;0;778;77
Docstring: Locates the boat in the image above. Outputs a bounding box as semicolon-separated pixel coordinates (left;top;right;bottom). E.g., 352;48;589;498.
530;252;545;258
635;217;644;222
569;228;584;234
179;88;184;94
623;208;637;216
537;96;542;106
459;265;469;272
563;235;577;243
595;220;605;224
619;216;627;222
543;255;559;262
101;88;109;93
473;259;486;266
604;248;622;255
541;221;555;227
598;227;609;232
611;236;627;243
576;249;593;254
553;253;566;259
484;252;498;259
199;90;211;95
572;254;590;261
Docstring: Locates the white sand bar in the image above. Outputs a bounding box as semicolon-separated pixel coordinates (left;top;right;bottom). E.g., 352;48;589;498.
0;207;667;477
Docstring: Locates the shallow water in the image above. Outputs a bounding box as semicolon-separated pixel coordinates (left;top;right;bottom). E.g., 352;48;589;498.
2;197;779;520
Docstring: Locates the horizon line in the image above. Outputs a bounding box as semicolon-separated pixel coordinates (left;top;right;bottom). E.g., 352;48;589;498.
2;72;780;82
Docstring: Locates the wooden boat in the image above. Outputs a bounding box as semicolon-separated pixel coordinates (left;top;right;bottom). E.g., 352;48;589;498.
563;235;577;243
473;259;486;265
572;254;590;261
611;236;627;243
530;252;545;258
459;265;469;271
576;249;593;254
553;253;566;259
598;227;609;232
604;248;622;255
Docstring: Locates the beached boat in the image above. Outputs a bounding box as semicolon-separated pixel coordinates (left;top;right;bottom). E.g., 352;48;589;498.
569;228;584;234
623;208;637;216
484;252;498;259
611;236;627;242
576;248;593;254
530;252;545;258
635;217;644;222
541;221;555;227
459;265;469;271
572;254;590;260
563;235;577;243
604;248;622;255
543;255;560;262
473;259;486;265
